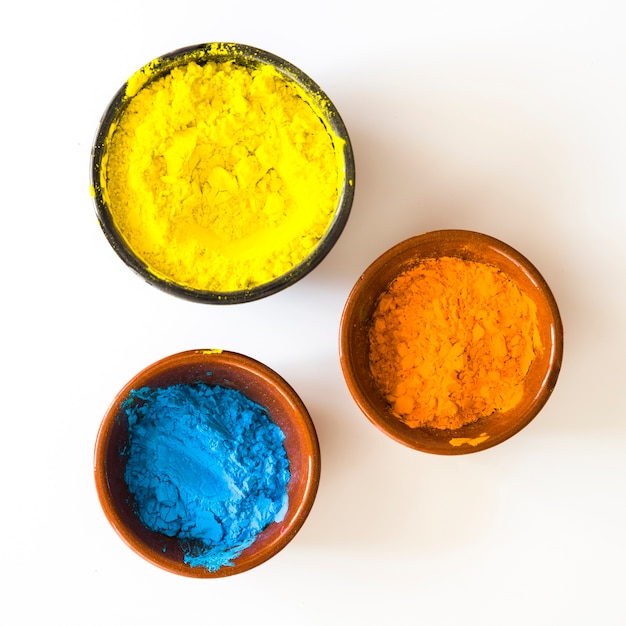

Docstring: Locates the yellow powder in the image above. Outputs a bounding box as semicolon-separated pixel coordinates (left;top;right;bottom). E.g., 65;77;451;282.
368;257;542;430
100;48;346;292
449;433;490;447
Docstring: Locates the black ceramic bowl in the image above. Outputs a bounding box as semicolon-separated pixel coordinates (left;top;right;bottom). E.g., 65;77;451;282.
91;43;355;304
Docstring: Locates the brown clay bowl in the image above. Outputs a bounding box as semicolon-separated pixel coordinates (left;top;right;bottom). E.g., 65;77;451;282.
94;349;320;577
339;230;563;455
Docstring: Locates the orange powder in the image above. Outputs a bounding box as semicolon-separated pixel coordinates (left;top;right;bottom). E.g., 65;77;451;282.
368;257;542;430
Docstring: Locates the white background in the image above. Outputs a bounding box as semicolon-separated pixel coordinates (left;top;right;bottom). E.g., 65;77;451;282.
3;1;626;624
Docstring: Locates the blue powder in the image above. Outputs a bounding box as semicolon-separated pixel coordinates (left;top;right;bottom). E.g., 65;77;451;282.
122;382;290;572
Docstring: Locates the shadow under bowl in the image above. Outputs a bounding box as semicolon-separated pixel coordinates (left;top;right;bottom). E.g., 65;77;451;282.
94;349;321;577
339;230;563;455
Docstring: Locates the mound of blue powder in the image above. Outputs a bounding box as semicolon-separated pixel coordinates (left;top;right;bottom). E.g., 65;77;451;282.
122;382;291;572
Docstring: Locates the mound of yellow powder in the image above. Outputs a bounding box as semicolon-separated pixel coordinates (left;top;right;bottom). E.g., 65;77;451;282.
101;52;347;292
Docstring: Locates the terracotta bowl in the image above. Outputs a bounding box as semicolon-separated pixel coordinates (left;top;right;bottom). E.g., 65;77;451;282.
90;42;355;304
94;349;320;577
339;230;563;455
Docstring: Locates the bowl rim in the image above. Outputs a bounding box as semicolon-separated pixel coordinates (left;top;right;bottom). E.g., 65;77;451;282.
93;348;321;577
339;229;564;455
90;42;355;304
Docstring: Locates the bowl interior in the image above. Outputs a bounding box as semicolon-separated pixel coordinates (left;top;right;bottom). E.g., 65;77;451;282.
340;230;563;455
91;43;355;304
94;350;320;577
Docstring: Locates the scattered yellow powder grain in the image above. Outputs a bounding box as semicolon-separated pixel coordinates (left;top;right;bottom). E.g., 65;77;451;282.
449;433;491;447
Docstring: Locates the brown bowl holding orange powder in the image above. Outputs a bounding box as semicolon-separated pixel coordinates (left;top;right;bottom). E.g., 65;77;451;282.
339;230;563;455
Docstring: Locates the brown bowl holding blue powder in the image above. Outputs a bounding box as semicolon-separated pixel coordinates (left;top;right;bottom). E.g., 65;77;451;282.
340;230;563;455
94;349;320;577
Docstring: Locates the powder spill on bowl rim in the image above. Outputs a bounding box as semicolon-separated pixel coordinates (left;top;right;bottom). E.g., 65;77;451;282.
368;256;542;430
100;46;347;292
122;382;290;572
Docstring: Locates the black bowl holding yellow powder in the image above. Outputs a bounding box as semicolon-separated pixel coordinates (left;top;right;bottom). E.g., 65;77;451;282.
339;230;563;455
91;43;355;303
